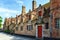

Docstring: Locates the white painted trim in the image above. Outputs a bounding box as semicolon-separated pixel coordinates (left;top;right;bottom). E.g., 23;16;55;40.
42;24;44;38
36;25;38;38
36;24;44;38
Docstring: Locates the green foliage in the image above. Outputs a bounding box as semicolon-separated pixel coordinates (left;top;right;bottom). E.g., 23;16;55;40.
0;24;2;28
4;30;11;33
0;16;2;28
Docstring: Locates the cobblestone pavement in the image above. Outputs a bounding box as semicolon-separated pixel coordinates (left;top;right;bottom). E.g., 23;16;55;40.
0;32;36;40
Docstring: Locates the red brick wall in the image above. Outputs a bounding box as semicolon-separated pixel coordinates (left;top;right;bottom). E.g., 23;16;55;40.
50;0;60;38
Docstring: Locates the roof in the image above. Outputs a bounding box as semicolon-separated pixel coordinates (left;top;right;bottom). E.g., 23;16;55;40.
43;2;50;8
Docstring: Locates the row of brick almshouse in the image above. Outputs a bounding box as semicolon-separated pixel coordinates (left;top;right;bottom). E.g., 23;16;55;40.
3;0;60;38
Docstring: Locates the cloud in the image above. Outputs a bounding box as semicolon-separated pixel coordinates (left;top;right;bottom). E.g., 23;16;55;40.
5;13;10;17
0;7;21;25
0;7;20;19
16;0;24;6
17;0;23;4
0;7;20;14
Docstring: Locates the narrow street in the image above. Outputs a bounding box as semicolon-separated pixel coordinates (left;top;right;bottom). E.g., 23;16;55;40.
0;32;36;40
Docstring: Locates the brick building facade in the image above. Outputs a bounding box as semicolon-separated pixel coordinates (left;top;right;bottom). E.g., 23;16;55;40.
3;0;60;38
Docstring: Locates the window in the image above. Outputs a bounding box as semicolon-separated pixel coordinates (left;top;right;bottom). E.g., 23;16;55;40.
45;23;49;29
7;26;9;30
21;26;23;31
27;25;33;31
16;27;18;30
55;18;60;29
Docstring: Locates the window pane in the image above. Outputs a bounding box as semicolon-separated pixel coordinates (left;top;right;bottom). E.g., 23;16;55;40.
59;19;60;28
21;26;23;31
45;23;49;29
16;27;18;30
55;18;60;29
27;25;33;31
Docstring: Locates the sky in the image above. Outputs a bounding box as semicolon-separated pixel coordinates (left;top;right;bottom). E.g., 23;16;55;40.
0;0;49;24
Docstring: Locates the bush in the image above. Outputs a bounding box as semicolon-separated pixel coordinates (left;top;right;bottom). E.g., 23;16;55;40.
4;30;11;33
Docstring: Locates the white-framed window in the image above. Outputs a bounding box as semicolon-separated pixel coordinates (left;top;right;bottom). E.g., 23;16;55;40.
55;18;60;29
27;25;33;31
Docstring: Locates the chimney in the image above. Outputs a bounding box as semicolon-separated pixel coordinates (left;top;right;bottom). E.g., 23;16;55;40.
32;0;37;10
22;5;26;16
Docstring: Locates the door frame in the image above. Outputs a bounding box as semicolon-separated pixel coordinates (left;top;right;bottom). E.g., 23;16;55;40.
36;24;44;38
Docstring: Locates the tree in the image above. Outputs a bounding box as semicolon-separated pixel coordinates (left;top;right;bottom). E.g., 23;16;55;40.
0;16;2;28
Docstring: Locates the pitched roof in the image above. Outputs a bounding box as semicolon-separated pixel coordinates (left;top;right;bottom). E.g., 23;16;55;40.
43;2;50;8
